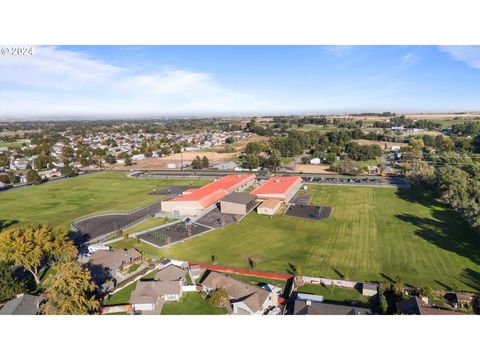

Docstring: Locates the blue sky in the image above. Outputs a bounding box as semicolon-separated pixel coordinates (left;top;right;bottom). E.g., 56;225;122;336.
1;45;480;117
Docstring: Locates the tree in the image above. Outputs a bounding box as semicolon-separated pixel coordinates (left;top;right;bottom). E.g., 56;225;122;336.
379;293;388;314
0;154;9;168
0;173;10;185
404;159;435;187
245;141;264;154
207;288;229;308
104;154;117;165
60;165;78;178
192;156;203;169
301;156;310;165
0;225;77;285
42;261;100;315
26;169;42;185
325;152;337;164
243;154;259;170
225;136;235;144
201;155;209;168
392;275;403;294
62;145;75;159
0;261;25;303
124;157;133;166
435;135;454;152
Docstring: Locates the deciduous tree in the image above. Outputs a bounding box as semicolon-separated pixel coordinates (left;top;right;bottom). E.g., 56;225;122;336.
0;261;25;303
42;261;99;315
0;225;77;285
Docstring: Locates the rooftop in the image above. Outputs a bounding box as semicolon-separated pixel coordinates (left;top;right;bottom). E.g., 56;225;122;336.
167;174;255;208
251;176;301;197
293;300;372;315
221;192;256;205
0;294;42;315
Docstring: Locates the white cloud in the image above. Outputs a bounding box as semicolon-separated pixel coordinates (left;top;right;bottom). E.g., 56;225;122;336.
400;52;416;68
439;45;480;69
0;46;262;116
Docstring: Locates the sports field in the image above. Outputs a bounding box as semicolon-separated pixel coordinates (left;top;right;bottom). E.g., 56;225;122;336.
0;171;206;230
158;185;480;291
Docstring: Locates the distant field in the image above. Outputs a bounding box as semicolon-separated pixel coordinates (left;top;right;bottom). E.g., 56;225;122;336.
434;117;480;129
0;141;23;148
158;185;480;291
0;171;206;230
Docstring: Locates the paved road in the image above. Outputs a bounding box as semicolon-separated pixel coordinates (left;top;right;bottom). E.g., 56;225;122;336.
73;201;162;243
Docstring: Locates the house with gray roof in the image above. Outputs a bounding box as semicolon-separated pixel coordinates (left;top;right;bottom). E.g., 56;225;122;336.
292;299;372;315
201;271;280;315
129;265;187;313
0;294;43;315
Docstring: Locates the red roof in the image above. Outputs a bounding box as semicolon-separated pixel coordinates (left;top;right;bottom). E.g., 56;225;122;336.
250;176;302;199
167;174;255;208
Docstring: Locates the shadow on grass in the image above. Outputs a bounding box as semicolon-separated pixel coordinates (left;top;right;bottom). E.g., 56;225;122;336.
434;280;452;291
396;212;480;265
0;219;19;232
395;188;480;264
459;268;480;291
379;273;394;283
332;268;345;279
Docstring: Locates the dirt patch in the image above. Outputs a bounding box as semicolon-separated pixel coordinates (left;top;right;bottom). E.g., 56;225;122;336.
107;152;237;170
294;164;336;174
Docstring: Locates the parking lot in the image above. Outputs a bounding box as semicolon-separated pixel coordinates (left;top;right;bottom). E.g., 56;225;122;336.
302;176;410;188
137;222;211;248
284;204;333;221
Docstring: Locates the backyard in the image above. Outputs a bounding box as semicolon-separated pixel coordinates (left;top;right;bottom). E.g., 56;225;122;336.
161;292;227;315
297;283;370;307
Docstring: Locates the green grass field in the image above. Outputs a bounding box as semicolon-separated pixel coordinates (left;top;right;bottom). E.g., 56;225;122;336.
156;185;480;291
0;172;206;230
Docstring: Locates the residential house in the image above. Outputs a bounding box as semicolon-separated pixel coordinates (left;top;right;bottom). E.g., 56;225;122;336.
396;296;467;315
87;248;143;289
292;299;372;315
214;161;238;171
129;265;187;313
201;271;279;315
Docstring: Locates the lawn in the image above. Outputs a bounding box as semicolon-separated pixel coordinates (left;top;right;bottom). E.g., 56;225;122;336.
298;283;370;307
161;292;227;315
0;171;206;230
158;185;480;291
103;282;137;306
